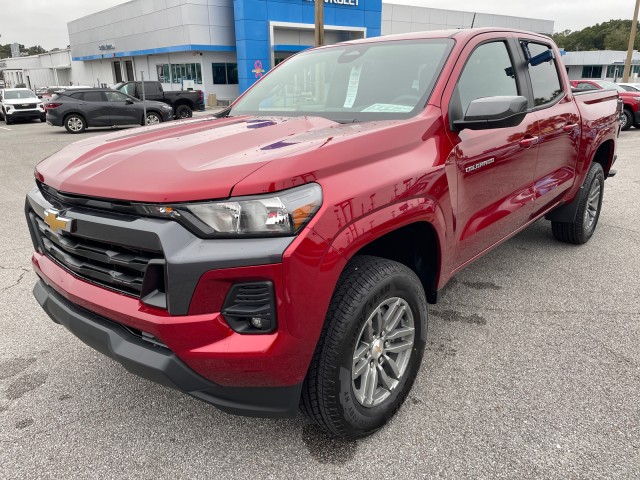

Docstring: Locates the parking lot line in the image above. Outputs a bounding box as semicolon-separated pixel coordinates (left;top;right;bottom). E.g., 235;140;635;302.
0;126;12;131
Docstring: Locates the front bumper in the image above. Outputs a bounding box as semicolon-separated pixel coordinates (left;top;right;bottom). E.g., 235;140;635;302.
7;109;44;120
34;279;301;417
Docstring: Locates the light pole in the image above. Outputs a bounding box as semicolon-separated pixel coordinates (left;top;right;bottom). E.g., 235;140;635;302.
315;0;324;47
623;0;640;82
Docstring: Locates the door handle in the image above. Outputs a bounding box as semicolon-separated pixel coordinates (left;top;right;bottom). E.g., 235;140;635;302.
519;136;539;148
563;123;578;132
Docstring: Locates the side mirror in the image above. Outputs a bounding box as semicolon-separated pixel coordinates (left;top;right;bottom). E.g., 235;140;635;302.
125;98;134;104
453;96;529;131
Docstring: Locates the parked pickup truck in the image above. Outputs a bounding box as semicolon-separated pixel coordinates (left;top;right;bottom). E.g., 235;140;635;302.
113;80;204;118
570;79;639;130
26;29;620;439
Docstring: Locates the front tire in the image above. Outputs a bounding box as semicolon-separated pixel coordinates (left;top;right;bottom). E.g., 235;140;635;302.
620;109;633;131
300;256;427;439
552;162;604;244
64;114;86;134
144;112;162;126
175;104;192;119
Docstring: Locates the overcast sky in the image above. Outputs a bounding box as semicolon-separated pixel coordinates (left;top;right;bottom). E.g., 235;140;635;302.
0;0;636;50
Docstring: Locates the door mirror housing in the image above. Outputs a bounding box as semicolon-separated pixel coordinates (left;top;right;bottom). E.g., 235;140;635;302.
125;98;134;104
453;96;529;131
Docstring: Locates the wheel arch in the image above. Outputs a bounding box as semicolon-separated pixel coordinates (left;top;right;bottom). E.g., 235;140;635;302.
591;139;615;177
63;111;87;126
352;221;442;304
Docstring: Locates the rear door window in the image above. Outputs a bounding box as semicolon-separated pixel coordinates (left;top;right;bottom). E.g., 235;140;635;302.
82;91;106;102
523;42;563;107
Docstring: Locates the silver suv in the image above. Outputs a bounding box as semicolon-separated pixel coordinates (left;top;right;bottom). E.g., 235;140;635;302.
0;88;46;125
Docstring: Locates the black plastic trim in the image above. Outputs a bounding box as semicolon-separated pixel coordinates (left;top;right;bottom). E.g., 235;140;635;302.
26;188;294;315
33;279;301;418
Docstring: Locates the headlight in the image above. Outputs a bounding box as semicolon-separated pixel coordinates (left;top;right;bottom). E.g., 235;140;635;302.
634;97;640;102
137;183;322;237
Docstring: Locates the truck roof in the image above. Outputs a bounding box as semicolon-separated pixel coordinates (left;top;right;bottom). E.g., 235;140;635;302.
339;27;552;46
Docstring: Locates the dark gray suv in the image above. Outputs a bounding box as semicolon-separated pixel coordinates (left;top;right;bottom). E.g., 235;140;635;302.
45;88;174;133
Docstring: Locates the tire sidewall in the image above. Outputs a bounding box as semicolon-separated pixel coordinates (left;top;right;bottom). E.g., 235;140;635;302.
332;272;427;435
578;163;604;241
176;105;192;118
621;110;632;131
65;114;84;134
146;112;161;125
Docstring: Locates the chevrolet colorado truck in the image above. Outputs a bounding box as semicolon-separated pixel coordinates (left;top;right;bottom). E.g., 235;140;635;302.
26;29;620;439
114;80;204;119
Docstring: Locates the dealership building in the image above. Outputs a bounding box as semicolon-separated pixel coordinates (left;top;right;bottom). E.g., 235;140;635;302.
63;0;553;101
2;1;554;101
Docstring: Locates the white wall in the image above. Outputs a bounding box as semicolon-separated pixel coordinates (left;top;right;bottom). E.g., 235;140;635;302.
381;4;554;35
68;0;235;60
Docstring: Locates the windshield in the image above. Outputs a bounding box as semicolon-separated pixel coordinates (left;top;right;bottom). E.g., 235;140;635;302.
4;90;38;100
594;80;626;93
230;39;454;123
620;84;640;92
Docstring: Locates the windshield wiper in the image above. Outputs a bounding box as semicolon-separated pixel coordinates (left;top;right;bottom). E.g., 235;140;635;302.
213;106;232;118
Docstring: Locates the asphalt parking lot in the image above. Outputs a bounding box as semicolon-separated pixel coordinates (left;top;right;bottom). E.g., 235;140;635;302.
1;119;639;479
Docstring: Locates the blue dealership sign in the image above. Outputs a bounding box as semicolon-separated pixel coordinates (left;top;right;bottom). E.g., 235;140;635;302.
233;0;382;93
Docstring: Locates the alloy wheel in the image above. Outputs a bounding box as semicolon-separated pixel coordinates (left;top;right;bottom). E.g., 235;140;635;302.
351;297;415;408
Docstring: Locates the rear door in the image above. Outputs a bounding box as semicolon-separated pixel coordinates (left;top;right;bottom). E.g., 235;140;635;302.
442;34;539;267
78;91;110;126
104;91;140;125
519;39;581;215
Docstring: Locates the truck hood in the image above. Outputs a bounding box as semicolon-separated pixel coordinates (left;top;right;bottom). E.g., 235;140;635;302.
36;113;435;203
36;115;345;202
4;98;42;106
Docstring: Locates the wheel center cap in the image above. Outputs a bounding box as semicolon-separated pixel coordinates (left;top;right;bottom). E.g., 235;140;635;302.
371;339;384;360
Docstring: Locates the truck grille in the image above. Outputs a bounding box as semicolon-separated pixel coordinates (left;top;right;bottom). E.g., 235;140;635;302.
30;212;164;297
14;103;38;110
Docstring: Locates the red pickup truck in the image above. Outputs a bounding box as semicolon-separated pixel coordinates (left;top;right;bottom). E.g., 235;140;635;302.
26;29;620;439
570;79;639;130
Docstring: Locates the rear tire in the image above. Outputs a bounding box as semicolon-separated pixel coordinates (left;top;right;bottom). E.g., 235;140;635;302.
300;256;427;439
64;114;86;134
175;104;192;119
551;162;604;244
620;109;633;131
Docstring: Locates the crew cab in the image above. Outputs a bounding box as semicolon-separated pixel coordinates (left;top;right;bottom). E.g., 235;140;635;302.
570;79;639;130
0;88;46;124
114;81;204;119
26;29;619;439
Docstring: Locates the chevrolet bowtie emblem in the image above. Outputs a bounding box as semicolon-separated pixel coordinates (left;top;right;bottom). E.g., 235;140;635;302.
43;209;75;234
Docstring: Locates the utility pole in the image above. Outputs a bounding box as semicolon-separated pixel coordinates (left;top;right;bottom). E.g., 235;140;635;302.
141;70;147;125
315;0;324;47
623;0;640;82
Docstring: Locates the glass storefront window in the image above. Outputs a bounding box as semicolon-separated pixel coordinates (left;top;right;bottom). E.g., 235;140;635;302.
212;63;238;85
160;63;203;85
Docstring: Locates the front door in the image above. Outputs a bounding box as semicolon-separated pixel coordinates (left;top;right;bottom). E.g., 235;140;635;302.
125;60;135;81
104;91;139;125
443;36;539;268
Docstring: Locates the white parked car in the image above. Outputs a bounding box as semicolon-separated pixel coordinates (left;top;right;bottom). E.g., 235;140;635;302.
0;88;46;125
617;82;640;92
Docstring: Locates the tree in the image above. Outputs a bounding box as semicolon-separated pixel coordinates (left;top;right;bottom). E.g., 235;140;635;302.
553;20;640;51
0;43;51;59
26;45;46;56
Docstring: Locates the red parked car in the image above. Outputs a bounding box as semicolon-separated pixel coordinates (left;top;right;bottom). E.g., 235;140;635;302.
570;79;640;130
27;29;620;439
